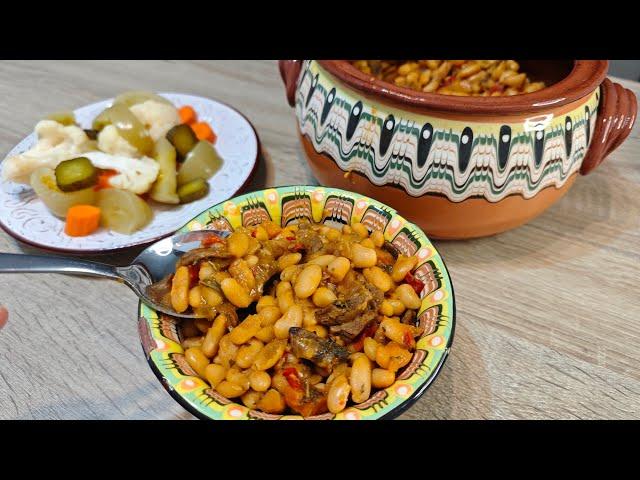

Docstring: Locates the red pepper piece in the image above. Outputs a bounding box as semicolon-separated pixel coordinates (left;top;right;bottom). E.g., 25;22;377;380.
289;242;305;252
283;367;302;390
403;330;415;349
404;271;425;295
94;169;118;191
200;233;224;247
363;322;378;339
188;264;200;286
348;338;365;353
349;322;378;352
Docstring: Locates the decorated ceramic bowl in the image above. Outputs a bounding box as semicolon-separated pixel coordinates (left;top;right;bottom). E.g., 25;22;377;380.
279;60;637;239
138;185;455;420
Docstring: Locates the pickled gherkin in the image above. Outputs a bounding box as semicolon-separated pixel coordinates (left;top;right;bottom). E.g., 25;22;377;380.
54;157;98;192
177;178;209;204
166;124;198;159
149;138;180;204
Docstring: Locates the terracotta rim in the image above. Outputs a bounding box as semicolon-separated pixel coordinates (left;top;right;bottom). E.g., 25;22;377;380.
318;60;609;115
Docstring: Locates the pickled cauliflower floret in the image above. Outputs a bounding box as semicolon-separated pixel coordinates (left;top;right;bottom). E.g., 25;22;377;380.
129;100;181;141
2;120;94;184
97;125;141;158
82;151;159;194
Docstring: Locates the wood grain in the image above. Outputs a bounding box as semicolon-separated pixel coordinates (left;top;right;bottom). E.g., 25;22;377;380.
0;61;638;419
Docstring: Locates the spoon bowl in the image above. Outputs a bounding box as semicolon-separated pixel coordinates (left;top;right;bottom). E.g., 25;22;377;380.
0;229;230;319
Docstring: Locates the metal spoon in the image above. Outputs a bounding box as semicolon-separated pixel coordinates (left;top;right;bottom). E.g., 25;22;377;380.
0;230;230;319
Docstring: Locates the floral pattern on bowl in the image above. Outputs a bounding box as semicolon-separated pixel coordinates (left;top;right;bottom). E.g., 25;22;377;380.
138;185;455;420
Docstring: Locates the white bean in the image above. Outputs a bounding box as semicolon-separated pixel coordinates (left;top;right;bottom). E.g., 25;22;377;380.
294;264;322;299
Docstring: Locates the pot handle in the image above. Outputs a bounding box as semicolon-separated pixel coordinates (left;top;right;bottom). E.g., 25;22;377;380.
279;60;303;107
581;78;637;175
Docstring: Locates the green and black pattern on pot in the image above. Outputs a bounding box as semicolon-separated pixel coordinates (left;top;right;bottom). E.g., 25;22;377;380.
296;60;600;203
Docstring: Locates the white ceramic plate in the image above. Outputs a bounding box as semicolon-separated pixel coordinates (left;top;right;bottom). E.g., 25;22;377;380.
0;93;259;253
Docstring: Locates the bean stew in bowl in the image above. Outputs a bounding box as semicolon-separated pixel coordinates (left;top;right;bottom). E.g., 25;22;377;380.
139;186;455;420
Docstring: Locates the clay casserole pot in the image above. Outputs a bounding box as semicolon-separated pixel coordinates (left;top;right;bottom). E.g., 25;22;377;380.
279;60;637;239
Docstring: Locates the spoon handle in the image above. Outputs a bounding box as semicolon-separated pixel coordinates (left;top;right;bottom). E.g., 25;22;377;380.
0;253;120;280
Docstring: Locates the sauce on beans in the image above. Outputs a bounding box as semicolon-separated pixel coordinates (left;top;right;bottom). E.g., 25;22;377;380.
153;219;426;416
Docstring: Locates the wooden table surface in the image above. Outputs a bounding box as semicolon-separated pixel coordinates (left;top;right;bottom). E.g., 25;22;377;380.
0;61;638;420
